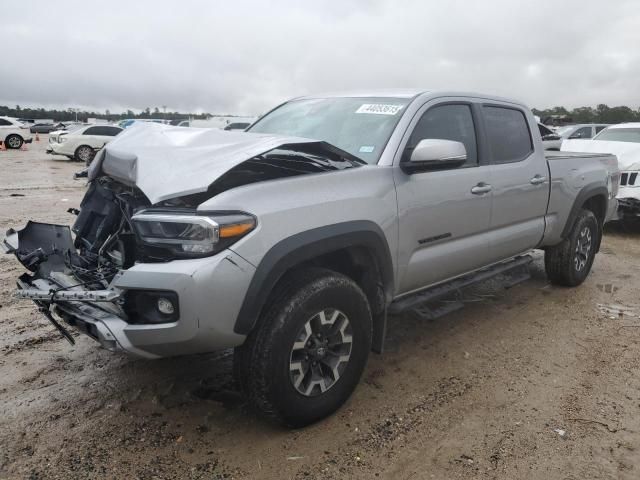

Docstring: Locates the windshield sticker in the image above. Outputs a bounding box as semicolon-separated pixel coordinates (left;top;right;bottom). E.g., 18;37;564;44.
355;104;404;115
359;146;375;153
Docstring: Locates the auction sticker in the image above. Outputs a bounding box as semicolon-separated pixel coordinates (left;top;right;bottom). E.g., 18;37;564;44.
355;104;404;115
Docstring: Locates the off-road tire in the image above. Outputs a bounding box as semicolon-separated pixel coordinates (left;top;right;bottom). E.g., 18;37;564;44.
75;145;95;164
234;268;372;427
5;134;23;149
545;209;599;287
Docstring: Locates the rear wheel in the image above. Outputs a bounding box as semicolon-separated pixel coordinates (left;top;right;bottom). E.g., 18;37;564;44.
5;134;23;149
545;209;599;286
234;268;372;427
75;145;95;164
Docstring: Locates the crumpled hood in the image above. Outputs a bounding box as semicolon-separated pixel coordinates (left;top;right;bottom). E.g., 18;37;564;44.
88;123;320;204
561;139;640;170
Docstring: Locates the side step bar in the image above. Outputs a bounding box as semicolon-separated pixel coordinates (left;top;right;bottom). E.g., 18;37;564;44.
388;254;533;315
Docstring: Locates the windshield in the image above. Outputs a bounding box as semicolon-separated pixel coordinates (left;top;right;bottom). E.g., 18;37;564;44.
593;128;640;143
248;97;412;163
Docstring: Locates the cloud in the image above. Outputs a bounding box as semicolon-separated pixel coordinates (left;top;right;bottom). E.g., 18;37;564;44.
1;0;639;114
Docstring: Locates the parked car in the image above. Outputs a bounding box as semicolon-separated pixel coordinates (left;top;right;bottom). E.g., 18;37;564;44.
118;119;169;129
538;123;562;150
562;122;640;220
3;90;619;427
556;124;610;140
0;116;34;149
223;122;252;131
47;124;122;163
30;122;65;134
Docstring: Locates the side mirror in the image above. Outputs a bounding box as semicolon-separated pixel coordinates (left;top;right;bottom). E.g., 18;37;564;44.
542;133;561;141
402;139;467;173
568;132;583;139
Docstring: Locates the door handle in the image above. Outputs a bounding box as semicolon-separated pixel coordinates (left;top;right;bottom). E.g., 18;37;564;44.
471;183;492;195
530;175;547;185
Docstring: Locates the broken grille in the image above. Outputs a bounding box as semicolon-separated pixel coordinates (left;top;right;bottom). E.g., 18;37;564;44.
620;172;638;186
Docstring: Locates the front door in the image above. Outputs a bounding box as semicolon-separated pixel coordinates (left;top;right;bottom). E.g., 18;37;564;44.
394;101;493;295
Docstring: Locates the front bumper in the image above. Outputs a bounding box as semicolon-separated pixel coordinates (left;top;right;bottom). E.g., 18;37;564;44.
617;197;640;217
616;183;640;218
6;234;254;358
46;143;67;155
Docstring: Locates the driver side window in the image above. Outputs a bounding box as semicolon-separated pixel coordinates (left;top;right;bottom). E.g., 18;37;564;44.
570;126;593;139
407;104;478;167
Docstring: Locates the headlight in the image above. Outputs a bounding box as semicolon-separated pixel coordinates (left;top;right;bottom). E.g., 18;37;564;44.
131;210;256;258
59;136;67;143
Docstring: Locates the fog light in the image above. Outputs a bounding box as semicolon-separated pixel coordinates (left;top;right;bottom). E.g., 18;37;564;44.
124;290;179;324
157;297;175;315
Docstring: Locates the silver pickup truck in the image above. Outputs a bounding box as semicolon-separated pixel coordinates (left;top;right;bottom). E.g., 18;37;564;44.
3;90;619;426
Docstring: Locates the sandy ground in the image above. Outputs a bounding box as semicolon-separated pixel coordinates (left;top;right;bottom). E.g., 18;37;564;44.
1;136;639;480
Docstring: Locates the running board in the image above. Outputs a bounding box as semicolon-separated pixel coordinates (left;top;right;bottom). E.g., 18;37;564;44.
388;255;533;315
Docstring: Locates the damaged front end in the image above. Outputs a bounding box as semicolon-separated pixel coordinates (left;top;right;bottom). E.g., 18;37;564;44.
618;171;640;218
2;178;156;352
3;125;363;357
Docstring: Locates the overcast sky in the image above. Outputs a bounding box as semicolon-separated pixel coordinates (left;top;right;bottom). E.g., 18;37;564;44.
1;0;639;115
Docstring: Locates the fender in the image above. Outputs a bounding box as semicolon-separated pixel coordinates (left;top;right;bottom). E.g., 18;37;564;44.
561;182;609;240
233;221;394;340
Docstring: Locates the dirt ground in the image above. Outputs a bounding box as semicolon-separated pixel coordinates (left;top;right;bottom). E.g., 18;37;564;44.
1;136;639;480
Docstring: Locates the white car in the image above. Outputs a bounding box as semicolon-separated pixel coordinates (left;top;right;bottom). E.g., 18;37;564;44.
562;123;640;219
0;116;34;149
556;124;610;140
47;124;123;163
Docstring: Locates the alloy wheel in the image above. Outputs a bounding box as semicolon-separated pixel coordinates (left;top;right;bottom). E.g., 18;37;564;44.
289;308;353;397
574;226;592;271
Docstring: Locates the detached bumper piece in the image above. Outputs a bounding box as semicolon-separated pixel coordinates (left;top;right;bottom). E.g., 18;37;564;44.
16;288;121;302
16;275;126;352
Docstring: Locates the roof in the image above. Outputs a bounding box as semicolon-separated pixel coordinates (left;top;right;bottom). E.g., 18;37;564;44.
297;89;427;99
608;123;640;129
293;89;528;108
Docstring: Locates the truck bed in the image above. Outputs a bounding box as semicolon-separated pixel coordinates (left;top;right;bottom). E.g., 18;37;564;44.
545;151;616;161
541;151;619;246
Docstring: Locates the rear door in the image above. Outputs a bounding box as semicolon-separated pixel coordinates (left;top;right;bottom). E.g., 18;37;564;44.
394;99;493;294
82;126;103;148
482;105;548;263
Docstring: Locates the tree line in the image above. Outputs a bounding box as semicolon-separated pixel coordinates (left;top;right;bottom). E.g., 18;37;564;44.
2;103;640;125
0;105;230;122
532;104;640;125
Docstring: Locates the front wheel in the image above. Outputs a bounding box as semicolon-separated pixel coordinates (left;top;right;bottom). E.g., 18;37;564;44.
545;209;599;286
5;134;23;149
234;268;372;427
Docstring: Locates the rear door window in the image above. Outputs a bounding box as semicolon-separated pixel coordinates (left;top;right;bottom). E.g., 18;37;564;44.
570;126;593;139
483;106;533;164
102;127;122;136
83;126;101;135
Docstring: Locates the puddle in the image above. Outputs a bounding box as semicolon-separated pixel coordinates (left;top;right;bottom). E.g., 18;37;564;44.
597;303;639;319
596;283;619;294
